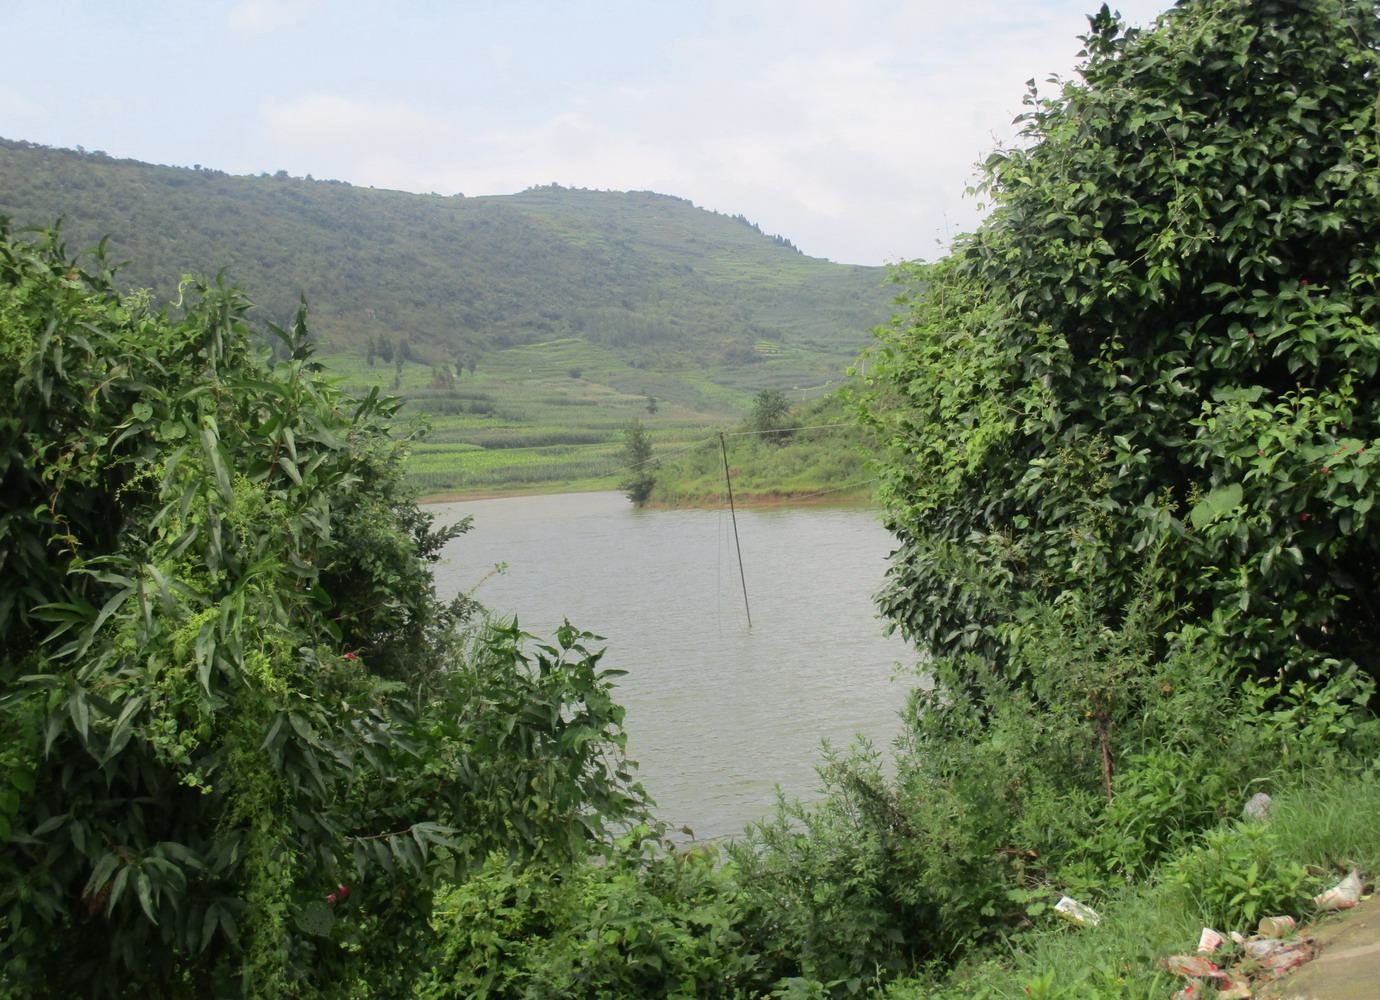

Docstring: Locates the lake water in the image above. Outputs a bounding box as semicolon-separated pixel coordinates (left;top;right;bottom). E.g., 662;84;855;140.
430;491;917;841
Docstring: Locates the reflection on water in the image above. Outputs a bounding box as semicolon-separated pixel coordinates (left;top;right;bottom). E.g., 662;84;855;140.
431;491;917;841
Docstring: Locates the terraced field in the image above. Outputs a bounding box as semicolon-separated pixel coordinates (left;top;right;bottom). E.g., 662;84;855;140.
325;342;759;497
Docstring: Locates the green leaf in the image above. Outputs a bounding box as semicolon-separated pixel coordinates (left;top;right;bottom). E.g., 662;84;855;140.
67;686;91;742
1189;483;1244;530
294;899;336;937
135;871;157;924
198;422;234;503
103;695;146;762
10;769;35;794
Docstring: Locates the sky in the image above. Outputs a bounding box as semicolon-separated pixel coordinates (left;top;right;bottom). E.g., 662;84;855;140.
3;0;1171;266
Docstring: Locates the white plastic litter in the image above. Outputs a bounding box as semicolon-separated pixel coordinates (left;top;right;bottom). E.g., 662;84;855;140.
1196;927;1223;954
1241;791;1272;822
1053;895;1101;926
1257;914;1296;938
1314;869;1364;910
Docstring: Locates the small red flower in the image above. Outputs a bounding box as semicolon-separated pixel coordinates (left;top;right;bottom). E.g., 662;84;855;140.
1301;279;1310;286
327;893;338;904
1302;513;1311;521
1323;467;1331;473
337;884;350;901
344;652;357;660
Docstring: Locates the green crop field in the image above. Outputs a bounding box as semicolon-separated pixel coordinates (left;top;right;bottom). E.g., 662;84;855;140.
323;344;757;498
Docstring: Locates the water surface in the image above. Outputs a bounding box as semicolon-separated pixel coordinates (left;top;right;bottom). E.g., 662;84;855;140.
431;491;916;841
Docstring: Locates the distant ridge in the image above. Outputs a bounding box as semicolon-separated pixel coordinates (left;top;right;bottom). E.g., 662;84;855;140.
0;137;890;378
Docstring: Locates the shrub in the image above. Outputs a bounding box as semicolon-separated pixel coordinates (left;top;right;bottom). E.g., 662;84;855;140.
0;226;644;998
862;0;1380;686
419;829;766;1000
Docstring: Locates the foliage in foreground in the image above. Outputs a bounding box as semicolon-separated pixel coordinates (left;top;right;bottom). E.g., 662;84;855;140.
401;572;1380;1000
418;830;764;1000
861;0;1380;685
0;224;643;998
883;770;1380;1000
729;578;1380;990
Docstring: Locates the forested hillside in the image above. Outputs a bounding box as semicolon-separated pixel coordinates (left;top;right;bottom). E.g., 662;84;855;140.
0;138;889;382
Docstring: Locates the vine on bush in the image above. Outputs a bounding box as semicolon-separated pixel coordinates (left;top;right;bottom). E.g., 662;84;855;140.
0;223;645;998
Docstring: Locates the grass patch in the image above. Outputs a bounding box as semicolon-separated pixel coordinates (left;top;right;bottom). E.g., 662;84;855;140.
885;772;1380;1000
318;346;861;498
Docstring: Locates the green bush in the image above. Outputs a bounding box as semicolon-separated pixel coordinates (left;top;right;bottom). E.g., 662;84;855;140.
419;829;766;1000
862;0;1380;687
1162;822;1310;930
730;744;927;992
726;566;1380;993
0;226;644;998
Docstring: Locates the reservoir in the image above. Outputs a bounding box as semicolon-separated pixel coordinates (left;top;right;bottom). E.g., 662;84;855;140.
430;491;916;842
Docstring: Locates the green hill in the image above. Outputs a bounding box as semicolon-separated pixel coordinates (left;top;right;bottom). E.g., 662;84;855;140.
0;137;894;496
0;137;888;379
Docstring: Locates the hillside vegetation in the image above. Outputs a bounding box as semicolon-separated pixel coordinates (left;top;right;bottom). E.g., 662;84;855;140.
0;138;891;494
646;392;875;507
0;137;888;379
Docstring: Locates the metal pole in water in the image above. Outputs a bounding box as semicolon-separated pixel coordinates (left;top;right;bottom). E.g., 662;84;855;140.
720;432;752;628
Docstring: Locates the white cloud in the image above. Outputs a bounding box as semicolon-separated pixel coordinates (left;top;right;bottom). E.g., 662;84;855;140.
260;93;467;162
228;0;320;37
0;87;45;124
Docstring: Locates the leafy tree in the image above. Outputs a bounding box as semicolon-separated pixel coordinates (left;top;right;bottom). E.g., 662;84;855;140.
619;418;657;506
749;388;791;443
863;0;1380;686
0;224;644;998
